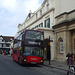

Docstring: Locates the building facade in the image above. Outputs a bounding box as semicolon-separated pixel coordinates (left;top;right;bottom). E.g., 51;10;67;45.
0;35;14;54
17;0;75;61
18;0;55;60
53;0;75;61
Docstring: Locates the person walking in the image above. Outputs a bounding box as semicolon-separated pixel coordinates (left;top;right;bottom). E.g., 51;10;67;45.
67;54;75;75
66;53;70;65
69;54;74;67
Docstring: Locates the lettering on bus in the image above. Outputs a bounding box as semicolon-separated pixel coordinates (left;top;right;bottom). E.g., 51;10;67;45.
28;41;41;45
30;58;38;60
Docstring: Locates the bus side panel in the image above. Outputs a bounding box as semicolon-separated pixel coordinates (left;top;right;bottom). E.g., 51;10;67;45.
12;50;20;62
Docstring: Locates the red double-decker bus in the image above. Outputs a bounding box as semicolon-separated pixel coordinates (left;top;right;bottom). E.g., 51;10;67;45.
12;30;44;65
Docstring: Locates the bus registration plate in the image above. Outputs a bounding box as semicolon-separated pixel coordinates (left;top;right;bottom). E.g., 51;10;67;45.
31;62;36;64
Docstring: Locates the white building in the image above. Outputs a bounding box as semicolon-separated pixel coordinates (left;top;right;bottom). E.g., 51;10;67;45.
0;35;14;54
18;0;55;60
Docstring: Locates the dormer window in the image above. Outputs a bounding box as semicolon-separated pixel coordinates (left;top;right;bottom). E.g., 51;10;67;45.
28;13;31;18
40;10;42;16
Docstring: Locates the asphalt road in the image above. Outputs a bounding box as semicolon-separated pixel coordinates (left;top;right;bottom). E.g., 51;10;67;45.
0;54;67;75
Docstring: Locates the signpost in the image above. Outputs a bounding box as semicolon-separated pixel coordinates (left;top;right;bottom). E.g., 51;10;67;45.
48;36;53;65
50;37;53;46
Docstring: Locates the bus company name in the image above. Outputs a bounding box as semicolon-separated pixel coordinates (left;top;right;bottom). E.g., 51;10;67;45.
30;58;37;60
28;41;41;45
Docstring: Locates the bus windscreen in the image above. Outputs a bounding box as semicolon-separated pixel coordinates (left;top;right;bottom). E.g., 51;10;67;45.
23;46;44;57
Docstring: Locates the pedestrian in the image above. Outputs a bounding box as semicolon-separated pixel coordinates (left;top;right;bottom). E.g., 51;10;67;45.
67;54;75;75
66;53;70;65
4;51;6;55
69;54;74;67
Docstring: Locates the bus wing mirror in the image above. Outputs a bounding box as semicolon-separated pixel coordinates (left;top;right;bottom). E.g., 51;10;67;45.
19;47;22;50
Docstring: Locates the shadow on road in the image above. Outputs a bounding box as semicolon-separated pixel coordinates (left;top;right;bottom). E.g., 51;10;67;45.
20;64;42;68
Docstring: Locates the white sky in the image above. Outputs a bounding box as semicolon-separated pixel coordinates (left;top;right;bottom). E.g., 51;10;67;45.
0;0;44;36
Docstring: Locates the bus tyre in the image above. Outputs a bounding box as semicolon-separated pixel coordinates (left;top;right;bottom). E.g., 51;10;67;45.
18;58;22;65
18;58;20;64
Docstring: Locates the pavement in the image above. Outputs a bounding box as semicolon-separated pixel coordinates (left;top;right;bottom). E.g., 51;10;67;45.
44;60;69;71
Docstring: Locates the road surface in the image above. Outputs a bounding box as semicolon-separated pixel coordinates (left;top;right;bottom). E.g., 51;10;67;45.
0;54;67;75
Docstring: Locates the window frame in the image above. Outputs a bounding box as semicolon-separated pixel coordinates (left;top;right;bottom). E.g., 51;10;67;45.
44;18;50;28
58;38;64;53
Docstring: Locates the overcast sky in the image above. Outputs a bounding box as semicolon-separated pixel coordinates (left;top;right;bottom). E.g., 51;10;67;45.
0;0;44;36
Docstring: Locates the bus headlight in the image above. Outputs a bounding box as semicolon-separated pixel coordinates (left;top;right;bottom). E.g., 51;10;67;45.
40;60;43;62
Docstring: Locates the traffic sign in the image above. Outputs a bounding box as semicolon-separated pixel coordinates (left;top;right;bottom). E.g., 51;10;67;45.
50;38;53;42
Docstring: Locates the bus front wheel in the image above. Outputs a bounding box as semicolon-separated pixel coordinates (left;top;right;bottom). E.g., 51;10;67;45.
18;58;22;65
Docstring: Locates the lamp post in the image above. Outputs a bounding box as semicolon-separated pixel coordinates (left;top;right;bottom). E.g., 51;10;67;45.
48;36;51;65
